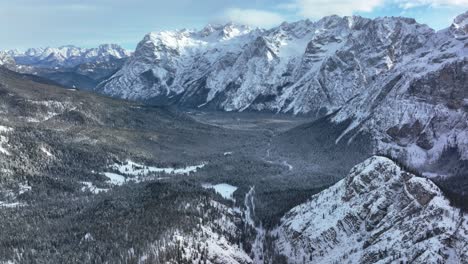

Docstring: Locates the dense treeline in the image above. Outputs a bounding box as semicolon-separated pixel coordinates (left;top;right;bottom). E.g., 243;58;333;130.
0;181;245;263
434;181;468;212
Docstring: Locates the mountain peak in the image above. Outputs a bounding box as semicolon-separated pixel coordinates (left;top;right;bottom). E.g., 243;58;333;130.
450;10;468;36
276;156;468;263
5;44;131;68
0;51;16;68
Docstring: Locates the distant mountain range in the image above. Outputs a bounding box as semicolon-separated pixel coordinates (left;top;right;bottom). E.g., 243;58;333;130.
6;44;131;68
98;13;466;113
1;44;132;90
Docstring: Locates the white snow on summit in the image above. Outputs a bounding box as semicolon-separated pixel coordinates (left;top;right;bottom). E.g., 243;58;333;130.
7;44;131;68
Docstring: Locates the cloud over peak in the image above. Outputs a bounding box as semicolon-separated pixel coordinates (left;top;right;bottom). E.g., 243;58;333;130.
281;0;384;18
394;0;468;9
222;8;286;28
279;0;468;18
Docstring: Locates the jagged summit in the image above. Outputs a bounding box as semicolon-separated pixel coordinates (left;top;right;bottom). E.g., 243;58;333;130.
8;44;131;68
0;44;133;90
275;156;468;264
99;14;438;111
142;22;255;48
450;10;468;37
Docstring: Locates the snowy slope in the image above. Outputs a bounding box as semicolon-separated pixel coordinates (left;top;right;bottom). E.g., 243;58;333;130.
7;44;131;69
134;200;252;264
98;23;260;102
332;11;468;173
2;44;132;90
99;12;468;174
99;15;440;114
275;156;468;264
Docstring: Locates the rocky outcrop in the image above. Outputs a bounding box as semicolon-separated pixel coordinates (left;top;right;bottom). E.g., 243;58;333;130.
2;44;132;90
275;156;468;264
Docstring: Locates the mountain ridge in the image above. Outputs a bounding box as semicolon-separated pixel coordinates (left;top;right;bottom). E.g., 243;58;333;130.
1;44;132;90
7;44;132;68
274;156;468;264
96;11;464;179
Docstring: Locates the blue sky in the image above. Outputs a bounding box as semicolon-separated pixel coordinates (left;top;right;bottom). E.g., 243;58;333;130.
0;0;466;50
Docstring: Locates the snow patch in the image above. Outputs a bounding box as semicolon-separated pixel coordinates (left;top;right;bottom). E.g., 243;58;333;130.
80;182;108;194
0;135;10;155
202;183;238;201
40;146;53;157
0;201;25;208
110;160;206;176
103;172;126;186
0;126;13;132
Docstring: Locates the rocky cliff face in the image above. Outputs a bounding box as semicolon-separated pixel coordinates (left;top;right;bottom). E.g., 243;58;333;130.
274;156;468;264
331;12;468;174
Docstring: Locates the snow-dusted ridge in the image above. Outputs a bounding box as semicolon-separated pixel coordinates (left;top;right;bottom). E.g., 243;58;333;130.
98;12;468;174
109;160;206;177
6;44;131;69
275;156;468;264
98;14;452;114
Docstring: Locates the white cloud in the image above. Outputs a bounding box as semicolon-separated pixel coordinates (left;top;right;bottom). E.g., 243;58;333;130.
278;0;468;18
223;8;285;28
394;0;468;9
279;0;385;18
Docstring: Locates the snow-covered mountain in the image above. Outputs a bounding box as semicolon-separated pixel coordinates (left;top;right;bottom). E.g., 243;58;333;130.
98;23;259;103
274;156;468;264
8;44;131;68
98;12;468;176
330;11;468;176
0;51;15;69
2;44;132;90
98;14;464;114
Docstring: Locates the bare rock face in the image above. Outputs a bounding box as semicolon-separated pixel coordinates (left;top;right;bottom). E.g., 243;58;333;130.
275;156;468;264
